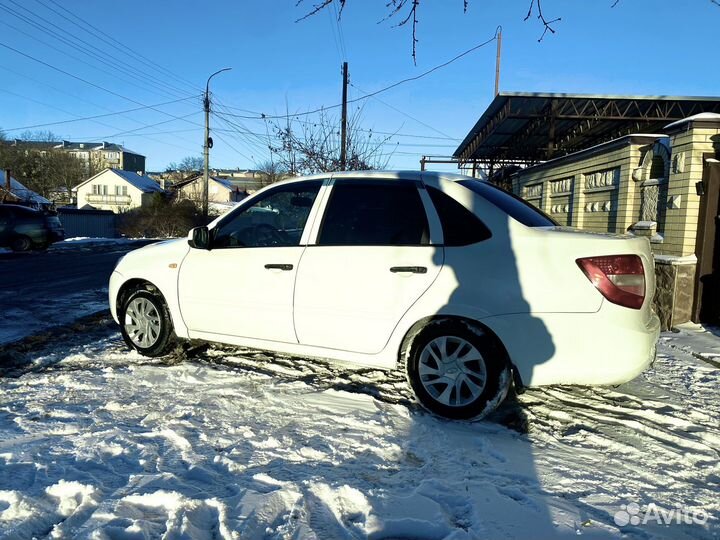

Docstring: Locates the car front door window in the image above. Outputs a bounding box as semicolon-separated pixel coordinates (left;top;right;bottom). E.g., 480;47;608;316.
213;182;322;248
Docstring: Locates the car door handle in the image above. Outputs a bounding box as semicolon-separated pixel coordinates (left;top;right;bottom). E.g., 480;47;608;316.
390;266;427;274
264;263;294;271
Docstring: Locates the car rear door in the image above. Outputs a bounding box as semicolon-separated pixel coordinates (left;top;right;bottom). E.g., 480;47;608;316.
0;207;12;245
293;178;443;354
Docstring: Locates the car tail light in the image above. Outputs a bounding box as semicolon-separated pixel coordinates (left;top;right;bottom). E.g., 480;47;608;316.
576;255;645;309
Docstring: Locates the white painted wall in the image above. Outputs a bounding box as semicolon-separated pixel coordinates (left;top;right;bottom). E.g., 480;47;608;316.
76;170;146;213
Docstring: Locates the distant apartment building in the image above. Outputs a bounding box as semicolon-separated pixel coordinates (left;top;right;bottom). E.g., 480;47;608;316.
6;139;146;173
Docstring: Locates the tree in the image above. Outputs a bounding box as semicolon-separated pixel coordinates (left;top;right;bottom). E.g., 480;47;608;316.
167;155;203;172
297;0;561;61
267;108;393;175
118;194;205;238
0;136;87;204
255;160;289;187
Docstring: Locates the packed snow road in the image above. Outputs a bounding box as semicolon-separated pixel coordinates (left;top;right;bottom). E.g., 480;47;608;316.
0;320;718;539
0;239;155;345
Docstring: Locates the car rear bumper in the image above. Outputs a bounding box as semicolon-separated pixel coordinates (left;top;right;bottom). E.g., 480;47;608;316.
481;304;661;387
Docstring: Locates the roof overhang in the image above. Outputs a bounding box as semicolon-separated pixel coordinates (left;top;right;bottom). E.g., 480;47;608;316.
455;92;720;163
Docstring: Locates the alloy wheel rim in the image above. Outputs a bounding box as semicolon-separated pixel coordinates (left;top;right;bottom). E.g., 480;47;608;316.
418;336;487;407
124;297;162;348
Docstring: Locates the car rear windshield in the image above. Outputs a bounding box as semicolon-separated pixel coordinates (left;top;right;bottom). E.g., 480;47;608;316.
457;179;557;227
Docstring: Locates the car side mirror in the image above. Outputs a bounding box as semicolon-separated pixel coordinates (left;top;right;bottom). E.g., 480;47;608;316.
188;226;211;250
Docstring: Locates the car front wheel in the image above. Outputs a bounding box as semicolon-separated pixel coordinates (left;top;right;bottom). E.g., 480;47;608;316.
404;319;511;420
119;289;176;357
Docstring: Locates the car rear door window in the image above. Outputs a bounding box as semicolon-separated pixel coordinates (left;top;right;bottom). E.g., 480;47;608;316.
318;182;429;246
427;187;491;246
458;179;556;227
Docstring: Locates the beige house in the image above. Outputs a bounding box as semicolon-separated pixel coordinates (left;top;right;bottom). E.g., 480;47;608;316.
74;169;164;213
173;175;244;204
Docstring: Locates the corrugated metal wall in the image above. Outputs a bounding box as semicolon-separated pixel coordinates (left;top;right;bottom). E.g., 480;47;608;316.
57;209;117;238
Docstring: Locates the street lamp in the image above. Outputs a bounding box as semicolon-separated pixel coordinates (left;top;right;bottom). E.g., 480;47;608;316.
203;67;232;222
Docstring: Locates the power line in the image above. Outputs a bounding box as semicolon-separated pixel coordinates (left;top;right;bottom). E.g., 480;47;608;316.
0;39;205;142
33;0;199;96
0;65;201;153
211;110;455;149
350;82;456;140
0;0;191;100
216;33;498;120
42;0;201;93
2;96;200;132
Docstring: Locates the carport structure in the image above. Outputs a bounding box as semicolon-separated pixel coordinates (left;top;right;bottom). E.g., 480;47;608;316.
453;92;720;171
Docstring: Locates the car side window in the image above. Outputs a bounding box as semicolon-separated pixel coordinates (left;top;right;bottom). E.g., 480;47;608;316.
427;187;492;246
318;182;429;246
212;181;322;248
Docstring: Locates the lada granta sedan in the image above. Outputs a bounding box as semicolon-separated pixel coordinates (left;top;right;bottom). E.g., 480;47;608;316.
110;171;660;420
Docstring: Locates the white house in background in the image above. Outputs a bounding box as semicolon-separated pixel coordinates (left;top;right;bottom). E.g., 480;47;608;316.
1;169;52;210
173;175;245;204
74;169;164;212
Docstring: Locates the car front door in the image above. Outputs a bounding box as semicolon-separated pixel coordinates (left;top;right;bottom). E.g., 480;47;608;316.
178;180;324;343
293;179;444;354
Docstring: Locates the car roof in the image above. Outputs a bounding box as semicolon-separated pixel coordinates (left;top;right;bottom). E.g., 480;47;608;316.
271;170;477;186
0;203;41;213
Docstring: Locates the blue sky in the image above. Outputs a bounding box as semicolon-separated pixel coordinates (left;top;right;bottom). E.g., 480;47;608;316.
0;0;718;172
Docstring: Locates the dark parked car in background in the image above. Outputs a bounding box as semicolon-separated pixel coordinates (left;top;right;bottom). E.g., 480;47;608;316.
0;204;64;252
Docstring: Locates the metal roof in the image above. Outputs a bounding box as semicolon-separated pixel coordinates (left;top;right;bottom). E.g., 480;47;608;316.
454;92;720;162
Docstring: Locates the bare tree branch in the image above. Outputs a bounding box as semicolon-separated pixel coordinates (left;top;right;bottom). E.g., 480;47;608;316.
295;0;346;22
268;107;393;175
525;0;561;42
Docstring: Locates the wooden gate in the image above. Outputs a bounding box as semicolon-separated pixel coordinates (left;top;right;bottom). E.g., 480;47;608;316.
692;158;720;324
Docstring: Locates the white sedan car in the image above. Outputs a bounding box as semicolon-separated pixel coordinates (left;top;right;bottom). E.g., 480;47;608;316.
110;171;660;420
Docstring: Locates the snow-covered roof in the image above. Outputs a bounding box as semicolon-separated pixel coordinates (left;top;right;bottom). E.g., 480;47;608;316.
112;170;164;193
665;113;720;130
74;169;164;193
212;176;235;190
1;170;51;205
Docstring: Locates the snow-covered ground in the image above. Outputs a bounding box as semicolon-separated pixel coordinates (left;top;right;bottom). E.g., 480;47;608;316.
0;288;108;346
0;323;718;539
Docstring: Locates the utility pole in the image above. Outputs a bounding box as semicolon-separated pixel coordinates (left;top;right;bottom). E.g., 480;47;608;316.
340;61;348;171
494;27;502;97
203;67;232;222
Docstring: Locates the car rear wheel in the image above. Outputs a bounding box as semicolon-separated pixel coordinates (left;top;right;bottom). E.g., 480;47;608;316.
119;289;176;357
10;235;32;252
404;319;511;420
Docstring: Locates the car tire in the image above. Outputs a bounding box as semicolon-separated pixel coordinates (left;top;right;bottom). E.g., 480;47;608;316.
10;235;32;252
403;319;511;421
119;288;176;357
